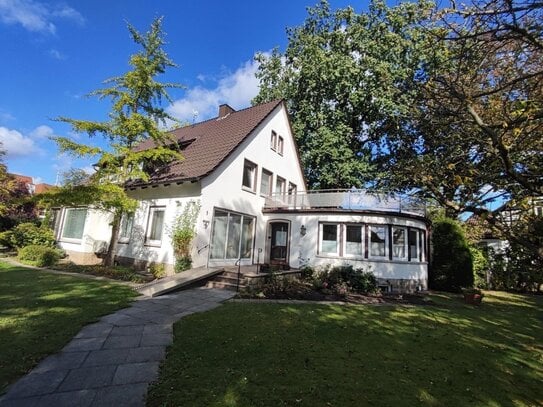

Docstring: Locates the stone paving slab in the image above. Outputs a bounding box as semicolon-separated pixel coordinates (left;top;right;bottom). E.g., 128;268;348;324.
0;287;235;407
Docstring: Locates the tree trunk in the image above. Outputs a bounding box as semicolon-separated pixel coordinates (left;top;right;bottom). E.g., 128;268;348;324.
104;209;122;267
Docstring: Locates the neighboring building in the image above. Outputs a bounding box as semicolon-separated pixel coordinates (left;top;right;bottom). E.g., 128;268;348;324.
53;100;430;292
9;173;54;195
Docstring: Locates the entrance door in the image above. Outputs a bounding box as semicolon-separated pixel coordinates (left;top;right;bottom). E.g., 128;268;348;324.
270;222;289;265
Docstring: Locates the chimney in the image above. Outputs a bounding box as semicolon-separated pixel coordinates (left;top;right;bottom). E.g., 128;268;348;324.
218;104;235;118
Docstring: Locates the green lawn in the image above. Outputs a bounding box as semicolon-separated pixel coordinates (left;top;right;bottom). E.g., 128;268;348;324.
148;291;543;407
0;261;137;393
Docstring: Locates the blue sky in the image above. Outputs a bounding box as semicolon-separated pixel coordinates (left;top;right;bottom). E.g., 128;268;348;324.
0;0;363;185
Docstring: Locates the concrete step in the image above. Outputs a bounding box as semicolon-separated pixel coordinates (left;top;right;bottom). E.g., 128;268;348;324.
213;275;242;284
206;281;242;291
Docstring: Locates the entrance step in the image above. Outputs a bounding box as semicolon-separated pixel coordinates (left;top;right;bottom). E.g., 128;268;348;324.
205;281;242;291
136;267;224;297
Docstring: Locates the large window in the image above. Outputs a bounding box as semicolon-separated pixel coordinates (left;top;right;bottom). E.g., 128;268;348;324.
146;207;165;246
392;227;407;259
210;209;255;260
320;224;339;255
369;225;387;257
61;208;87;240
409;229;419;260
260;169;273;197
276;176;286;197
345;225;363;256
242;159;257;192
119;213;134;242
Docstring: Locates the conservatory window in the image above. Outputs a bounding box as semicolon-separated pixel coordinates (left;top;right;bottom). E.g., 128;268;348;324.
369;225;387;257
61;208;87;241
345;225;363;256
392;227;407;259
320;223;339;255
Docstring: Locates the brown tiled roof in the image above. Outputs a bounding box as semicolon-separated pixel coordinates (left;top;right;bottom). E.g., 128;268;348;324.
9;173;33;185
34;183;54;194
129;100;283;186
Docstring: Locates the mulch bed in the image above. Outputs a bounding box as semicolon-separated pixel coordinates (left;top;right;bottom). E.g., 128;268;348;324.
238;289;434;306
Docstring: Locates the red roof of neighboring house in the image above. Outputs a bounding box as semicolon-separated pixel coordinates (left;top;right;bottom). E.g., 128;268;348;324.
34;183;54;194
9;173;33;185
129;99;283;186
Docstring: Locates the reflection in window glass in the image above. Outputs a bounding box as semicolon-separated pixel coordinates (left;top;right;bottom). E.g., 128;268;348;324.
370;226;386;257
210;210;254;260
321;224;338;253
392;227;406;258
62;208;87;240
148;208;165;243
409;229;418;260
345;226;362;255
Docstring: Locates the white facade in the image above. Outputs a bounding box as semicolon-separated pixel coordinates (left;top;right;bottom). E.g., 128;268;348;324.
55;102;429;290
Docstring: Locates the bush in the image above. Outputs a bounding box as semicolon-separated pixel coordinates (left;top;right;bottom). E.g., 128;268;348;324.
8;223;56;248
470;246;489;289
0;230;13;248
149;263;166;279
310;265;378;294
430;217;474;292
175;256;192;272
18;245;61;267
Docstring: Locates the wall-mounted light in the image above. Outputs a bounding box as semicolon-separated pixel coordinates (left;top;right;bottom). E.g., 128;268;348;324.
300;225;307;236
203;219;210;229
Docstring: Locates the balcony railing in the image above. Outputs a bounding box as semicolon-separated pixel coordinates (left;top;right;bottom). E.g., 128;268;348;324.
264;189;426;217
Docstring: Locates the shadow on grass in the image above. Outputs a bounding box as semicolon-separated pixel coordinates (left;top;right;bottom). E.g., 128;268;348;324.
0;262;136;393
147;291;542;407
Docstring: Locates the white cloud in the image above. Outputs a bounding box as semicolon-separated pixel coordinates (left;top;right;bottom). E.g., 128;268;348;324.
48;48;66;60
29;124;55;139
0;0;84;34
0;109;15;123
168;58;260;122
0;126;42;157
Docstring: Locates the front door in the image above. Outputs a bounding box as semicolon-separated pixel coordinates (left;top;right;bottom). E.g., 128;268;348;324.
270;222;289;265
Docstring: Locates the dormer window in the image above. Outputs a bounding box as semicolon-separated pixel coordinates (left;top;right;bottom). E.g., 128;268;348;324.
271;131;277;151
242;159;257;192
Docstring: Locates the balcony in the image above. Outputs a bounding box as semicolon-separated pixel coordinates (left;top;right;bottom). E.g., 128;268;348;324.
263;189;427;217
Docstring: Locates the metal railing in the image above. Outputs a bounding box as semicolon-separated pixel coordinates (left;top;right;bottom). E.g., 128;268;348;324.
264;189;426;216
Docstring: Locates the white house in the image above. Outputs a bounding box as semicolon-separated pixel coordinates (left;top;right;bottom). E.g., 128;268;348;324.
53;100;430;292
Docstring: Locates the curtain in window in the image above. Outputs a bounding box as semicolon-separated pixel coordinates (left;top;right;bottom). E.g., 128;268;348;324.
370;226;386;257
392;228;406;258
149;210;165;241
62;208;87;239
210;211;228;259
322;224;338;253
345;226;362;255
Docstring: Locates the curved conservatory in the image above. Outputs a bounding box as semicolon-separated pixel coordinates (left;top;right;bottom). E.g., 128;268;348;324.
262;190;429;292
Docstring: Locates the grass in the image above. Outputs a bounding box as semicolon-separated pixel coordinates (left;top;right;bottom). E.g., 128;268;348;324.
0;261;137;393
148;291;543;407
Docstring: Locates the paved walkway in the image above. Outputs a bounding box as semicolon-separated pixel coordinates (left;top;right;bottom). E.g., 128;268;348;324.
0;287;235;407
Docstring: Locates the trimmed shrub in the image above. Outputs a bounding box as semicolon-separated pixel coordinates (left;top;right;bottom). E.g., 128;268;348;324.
310;265;378;294
149;263;166;279
9;223;56;248
470;247;489;289
430;217;473;292
18;245;61;267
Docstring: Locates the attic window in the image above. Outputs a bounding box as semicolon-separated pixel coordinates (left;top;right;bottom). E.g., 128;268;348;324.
242;159;257;192
277;136;284;155
271;131;277;151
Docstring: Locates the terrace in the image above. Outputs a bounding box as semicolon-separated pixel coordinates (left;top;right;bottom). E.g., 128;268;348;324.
263;189;427;217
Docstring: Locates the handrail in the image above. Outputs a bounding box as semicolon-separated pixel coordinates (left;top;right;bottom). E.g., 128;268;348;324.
235;257;242;292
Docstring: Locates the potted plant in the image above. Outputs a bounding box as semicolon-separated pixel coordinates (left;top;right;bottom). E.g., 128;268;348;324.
462;288;484;305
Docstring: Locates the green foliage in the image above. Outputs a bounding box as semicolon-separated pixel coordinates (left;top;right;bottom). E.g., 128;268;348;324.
308;264;378;294
17;245;61;267
7;223;55;249
170;201;200;272
42;17;183;266
254;0;434;188
430;217;474;292
149;263;166;279
470;246;489;289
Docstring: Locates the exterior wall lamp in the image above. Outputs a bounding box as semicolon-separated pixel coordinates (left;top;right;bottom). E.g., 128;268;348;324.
203;220;210;229
300;225;307;236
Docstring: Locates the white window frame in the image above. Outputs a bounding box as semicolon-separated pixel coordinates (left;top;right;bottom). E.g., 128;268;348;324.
270;130;277;151
319;223;340;256
391;226;408;260
242;159;257;193
118;212;134;243
368;224;388;259
343;224;364;258
408;228;419;261
145;206;166;247
277;136;284;155
60;207;88;243
275;176;286;197
260;169;273;197
210;209;255;260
